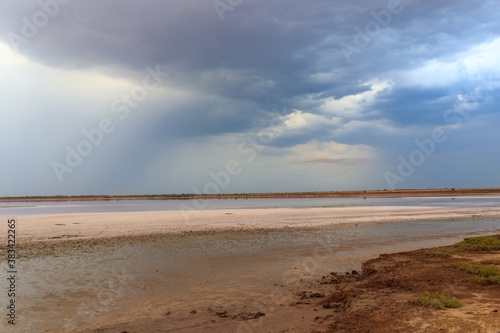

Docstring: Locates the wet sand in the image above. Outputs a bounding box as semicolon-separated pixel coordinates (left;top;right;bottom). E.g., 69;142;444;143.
6;205;500;244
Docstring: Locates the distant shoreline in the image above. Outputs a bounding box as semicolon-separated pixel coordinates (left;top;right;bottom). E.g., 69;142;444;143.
2;187;500;202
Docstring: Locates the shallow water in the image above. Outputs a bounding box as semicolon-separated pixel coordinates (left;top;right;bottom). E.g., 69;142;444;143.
5;216;500;332
1;195;500;216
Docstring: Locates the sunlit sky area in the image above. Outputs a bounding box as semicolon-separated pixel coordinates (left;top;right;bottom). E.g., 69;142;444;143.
1;0;499;196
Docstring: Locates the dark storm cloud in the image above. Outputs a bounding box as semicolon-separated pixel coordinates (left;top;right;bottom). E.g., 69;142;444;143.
371;87;453;125
3;0;500;115
2;0;500;195
147;99;269;139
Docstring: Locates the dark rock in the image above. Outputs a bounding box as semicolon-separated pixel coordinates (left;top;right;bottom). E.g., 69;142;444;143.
322;303;341;309
252;312;265;319
363;267;377;276
215;311;229;318
237;312;266;320
246;312;265;320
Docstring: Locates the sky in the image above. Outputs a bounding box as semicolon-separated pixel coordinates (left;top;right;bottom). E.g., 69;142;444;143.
1;0;499;196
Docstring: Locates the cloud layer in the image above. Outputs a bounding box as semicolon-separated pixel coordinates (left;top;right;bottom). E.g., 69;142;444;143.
1;0;499;195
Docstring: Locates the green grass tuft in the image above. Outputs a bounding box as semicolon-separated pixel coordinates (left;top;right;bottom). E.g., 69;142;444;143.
453;235;500;251
409;291;462;310
451;261;500;285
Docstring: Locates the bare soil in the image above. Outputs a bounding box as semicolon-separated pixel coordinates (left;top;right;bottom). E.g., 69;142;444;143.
309;247;500;332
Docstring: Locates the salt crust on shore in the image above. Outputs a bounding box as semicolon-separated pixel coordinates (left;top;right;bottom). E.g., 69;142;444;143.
6;205;500;244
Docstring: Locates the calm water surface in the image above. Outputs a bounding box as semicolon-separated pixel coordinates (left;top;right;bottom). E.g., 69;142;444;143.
1;195;500;216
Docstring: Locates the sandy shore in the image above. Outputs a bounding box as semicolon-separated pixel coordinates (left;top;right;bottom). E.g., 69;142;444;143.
6;205;500;244
2;204;500;332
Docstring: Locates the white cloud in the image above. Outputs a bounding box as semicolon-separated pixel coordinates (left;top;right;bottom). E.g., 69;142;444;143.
391;37;500;89
284;139;374;162
332;118;407;137
319;79;393;118
281;109;341;130
264;139;380;186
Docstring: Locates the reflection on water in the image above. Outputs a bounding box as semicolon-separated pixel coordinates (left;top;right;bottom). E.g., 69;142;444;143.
8;216;500;332
1;195;500;216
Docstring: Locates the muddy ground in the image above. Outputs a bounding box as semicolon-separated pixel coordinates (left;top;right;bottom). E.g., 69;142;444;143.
81;236;500;333
305;243;500;332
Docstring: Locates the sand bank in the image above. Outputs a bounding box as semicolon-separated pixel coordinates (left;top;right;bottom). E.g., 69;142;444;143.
6;205;500;244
